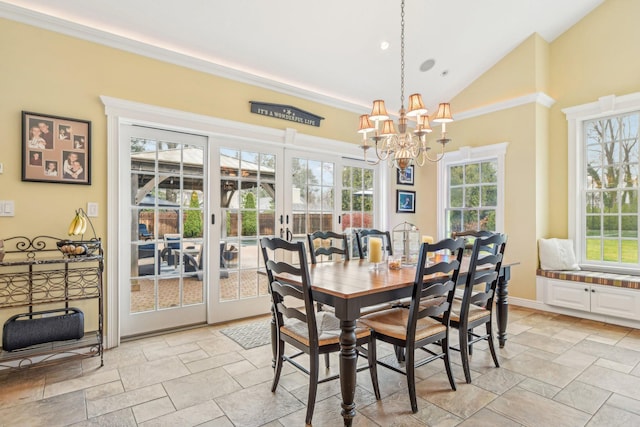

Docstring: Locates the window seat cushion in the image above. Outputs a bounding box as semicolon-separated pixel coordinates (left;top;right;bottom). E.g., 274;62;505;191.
536;269;640;290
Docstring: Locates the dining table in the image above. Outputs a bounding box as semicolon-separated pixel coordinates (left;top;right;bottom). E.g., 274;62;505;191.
272;256;516;426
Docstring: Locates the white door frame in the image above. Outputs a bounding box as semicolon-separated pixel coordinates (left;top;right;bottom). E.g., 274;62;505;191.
102;96;375;347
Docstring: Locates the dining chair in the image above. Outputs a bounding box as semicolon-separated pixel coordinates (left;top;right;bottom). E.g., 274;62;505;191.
306;230;349;264
355;229;393;259
359;237;465;413
306;230;350;368
449;232;507;384
260;237;380;425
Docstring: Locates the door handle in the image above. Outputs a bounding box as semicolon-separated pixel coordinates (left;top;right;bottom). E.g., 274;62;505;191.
286;227;293;241
280;228;284;239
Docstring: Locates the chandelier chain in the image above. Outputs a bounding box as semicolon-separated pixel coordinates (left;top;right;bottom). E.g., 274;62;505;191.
400;0;405;108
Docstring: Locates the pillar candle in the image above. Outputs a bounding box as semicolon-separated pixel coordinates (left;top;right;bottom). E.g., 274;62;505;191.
422;235;434;258
368;237;383;263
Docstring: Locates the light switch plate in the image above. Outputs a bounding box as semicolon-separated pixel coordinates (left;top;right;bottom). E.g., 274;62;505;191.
87;202;98;217
3;200;14;216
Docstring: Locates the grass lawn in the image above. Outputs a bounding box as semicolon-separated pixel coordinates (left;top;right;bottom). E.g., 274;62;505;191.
586;238;638;263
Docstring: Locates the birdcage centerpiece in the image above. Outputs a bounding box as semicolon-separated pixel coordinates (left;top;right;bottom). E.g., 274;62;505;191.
392;221;420;266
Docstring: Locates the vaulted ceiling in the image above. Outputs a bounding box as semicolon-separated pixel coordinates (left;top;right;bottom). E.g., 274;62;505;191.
1;0;604;114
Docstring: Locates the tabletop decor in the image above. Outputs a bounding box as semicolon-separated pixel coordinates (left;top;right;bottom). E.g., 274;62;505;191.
367;237;386;270
22;111;91;185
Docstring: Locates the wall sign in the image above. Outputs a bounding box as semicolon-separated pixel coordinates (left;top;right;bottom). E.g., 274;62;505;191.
250;101;324;127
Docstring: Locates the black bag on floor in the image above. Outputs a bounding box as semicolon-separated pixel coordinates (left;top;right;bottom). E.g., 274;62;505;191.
2;308;84;351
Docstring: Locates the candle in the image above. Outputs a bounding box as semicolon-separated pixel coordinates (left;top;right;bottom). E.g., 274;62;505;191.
368;237;383;263
422;235;434;258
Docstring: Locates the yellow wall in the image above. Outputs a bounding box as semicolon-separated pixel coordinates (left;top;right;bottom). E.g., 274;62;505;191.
433;0;640;300
547;0;640;237
0;18;362;339
0;18;361;238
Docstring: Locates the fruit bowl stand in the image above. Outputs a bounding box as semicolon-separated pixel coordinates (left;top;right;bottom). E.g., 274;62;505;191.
57;239;101;257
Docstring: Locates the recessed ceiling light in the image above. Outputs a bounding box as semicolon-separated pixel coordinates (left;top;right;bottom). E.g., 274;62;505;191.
380;41;390;50
420;58;436;72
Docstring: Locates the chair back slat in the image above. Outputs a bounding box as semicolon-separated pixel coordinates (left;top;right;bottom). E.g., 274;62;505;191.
405;238;466;342
307;231;350;264
355;229;393;259
460;232;507;314
260;237;320;347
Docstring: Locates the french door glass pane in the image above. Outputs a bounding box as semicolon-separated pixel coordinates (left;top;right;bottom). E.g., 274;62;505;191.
220;148;275;302
130;138;205;314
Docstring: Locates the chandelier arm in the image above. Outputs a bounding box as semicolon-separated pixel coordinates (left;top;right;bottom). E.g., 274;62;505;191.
414;150;427;167
425;143;446;163
374;137;391;161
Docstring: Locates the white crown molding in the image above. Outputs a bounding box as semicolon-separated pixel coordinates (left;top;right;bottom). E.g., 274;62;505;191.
0;3;366;114
562;91;640;120
455;92;556;121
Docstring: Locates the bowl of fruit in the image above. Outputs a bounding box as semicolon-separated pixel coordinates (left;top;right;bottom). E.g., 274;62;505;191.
57;209;101;256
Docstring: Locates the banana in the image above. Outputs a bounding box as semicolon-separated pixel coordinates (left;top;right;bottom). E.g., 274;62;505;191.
68;213;79;236
76;215;86;235
80;214;88;234
73;213;84;235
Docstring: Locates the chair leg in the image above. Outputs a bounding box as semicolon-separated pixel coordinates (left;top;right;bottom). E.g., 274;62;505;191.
468;330;474;355
271;339;285;392
367;336;381;400
306;352;319;425
395;344;405;362
442;336;457;391
459;327;472;384
486;321;500;368
324;353;330;369
406;345;418;413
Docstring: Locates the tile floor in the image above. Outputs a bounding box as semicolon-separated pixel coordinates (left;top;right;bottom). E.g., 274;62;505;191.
1;306;639;426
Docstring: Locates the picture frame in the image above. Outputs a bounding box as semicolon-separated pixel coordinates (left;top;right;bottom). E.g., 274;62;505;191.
21;111;91;185
396;190;416;213
396;165;414;185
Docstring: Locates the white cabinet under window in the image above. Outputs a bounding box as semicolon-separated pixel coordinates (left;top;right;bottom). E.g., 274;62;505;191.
543;278;640;321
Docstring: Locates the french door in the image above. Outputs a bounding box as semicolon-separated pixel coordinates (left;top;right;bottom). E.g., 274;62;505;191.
120;125;208;337
210;146;378;322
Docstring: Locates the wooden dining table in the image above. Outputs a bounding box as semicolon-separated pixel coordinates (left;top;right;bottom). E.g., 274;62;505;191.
272;257;515;426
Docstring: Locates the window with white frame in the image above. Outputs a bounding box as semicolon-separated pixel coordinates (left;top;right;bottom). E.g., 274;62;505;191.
437;143;507;239
565;93;640;271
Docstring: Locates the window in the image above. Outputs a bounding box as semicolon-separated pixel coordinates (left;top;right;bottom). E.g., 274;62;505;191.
437;143;507;239
565;93;640;272
341;163;375;256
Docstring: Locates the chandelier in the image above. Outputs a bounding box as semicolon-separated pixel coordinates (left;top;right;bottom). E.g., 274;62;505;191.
357;0;454;174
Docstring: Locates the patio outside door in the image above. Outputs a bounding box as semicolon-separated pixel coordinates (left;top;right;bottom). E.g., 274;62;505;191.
120;125;208;337
212;145;282;321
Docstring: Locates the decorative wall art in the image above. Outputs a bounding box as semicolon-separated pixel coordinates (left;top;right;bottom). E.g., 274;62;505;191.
22;111;91;185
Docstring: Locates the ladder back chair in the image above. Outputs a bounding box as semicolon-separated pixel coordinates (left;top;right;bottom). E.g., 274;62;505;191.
260;237;380;425
359;237;465;413
306;230;350;368
449;232;507;384
306;230;350;264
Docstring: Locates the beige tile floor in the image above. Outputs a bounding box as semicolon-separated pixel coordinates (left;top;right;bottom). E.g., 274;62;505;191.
1;306;639;426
